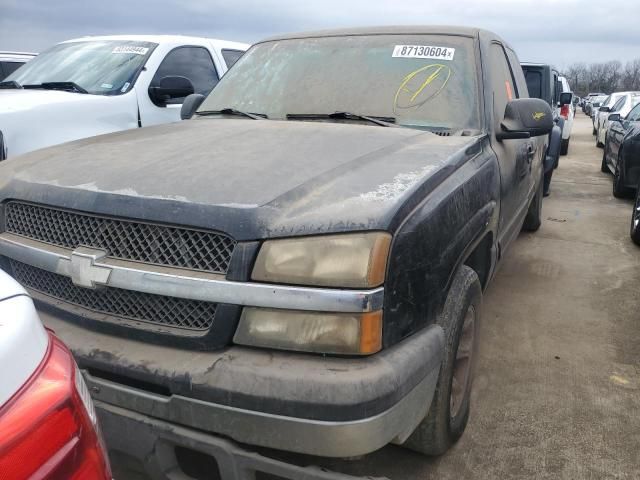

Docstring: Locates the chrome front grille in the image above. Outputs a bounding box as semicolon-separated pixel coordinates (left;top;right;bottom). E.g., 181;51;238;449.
4;201;236;274
11;260;217;331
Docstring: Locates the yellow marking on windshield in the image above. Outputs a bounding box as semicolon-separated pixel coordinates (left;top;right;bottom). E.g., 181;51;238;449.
394;64;452;114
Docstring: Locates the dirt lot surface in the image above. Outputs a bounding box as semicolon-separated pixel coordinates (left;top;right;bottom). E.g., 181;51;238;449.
113;113;640;479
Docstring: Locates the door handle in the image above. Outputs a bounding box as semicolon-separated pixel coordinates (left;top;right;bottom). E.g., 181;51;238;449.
526;144;535;160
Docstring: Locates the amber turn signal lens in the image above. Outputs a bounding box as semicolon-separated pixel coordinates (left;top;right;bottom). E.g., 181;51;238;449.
234;308;383;355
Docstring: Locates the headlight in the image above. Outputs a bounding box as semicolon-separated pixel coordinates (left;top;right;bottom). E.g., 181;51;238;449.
251;232;391;288
234;309;382;355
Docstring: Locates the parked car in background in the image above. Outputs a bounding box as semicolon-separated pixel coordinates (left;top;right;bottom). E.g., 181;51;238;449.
0;51;36;80
0;26;553;478
594;93;626;145
557;76;574;154
631;182;640;245
589;95;607;130
602;102;640;198
521;62;567;194
0;35;248;159
0;269;111;479
583;92;606;114
596;92;640;148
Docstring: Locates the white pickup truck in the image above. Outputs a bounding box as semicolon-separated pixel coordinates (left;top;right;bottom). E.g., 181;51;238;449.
0;35;248;159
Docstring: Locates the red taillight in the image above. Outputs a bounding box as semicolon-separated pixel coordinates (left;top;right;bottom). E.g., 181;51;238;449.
560;104;570;119
0;334;111;480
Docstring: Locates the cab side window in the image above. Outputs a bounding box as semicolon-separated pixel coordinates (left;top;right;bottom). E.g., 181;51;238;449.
221;49;244;69
490;43;519;130
150;47;219;104
1;61;23;78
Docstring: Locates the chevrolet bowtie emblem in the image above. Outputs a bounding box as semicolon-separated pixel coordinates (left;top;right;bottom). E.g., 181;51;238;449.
60;247;112;289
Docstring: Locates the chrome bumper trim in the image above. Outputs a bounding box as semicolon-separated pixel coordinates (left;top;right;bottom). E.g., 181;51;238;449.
0;233;384;313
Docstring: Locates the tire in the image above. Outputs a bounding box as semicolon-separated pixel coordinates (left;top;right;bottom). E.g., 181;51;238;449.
630;187;640;246
560;138;569;156
592;126;597;135
613;153;634;199
596;134;604;148
403;266;482;456
522;172;544;232
601;149;610;173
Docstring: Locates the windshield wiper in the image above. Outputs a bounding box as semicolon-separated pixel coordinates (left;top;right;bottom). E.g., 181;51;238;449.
0;80;22;89
23;82;88;94
196;108;267;120
287;112;397;127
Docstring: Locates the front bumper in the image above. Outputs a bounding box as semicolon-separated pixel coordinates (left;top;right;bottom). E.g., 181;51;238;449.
41;310;444;458
98;402;389;480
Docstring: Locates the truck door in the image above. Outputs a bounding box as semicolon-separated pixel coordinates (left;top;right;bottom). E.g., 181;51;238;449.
138;46;221;127
489;42;536;250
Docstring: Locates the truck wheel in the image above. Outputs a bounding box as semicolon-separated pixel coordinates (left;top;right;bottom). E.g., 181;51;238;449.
522;173;544;232
560;138;569;156
403;266;481;456
613;154;634;199
601;150;610;173
630;187;640;246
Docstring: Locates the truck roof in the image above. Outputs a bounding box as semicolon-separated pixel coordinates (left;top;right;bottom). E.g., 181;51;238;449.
0;52;37;60
61;34;249;51
260;25;495;43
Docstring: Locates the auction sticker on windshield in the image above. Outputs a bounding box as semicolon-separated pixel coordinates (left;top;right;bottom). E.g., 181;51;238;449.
392;45;455;60
112;46;149;55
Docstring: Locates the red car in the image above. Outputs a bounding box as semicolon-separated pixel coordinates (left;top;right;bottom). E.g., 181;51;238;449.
0;270;111;479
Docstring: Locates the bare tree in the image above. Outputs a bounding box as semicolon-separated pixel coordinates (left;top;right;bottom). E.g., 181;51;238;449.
561;58;640;96
621;59;640;91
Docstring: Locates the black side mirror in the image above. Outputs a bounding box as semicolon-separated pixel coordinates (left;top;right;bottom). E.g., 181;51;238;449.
559;92;572;106
497;98;554;141
149;76;195;107
608;113;621;123
599;106;611;113
180;94;206;120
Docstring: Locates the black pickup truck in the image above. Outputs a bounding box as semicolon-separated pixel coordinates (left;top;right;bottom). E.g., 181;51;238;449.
521;63;572;196
0;27;552;479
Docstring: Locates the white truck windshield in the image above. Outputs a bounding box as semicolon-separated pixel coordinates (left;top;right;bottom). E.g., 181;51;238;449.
6;40;156;95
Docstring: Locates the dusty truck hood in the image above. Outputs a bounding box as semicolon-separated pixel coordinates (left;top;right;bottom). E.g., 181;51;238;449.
0;118;481;240
0;89;138;158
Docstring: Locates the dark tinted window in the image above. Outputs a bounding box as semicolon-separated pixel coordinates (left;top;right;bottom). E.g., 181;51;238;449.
221;49;244;69
1;61;24;78
152;47;219;99
524;70;542;99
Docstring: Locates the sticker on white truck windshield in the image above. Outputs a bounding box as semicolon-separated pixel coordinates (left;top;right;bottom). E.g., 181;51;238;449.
112;46;149;56
392;45;455;60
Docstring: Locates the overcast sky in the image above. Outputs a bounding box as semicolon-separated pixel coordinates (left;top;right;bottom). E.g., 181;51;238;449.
1;0;638;69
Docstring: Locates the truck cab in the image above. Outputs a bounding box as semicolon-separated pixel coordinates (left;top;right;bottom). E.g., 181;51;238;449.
0;35;248;159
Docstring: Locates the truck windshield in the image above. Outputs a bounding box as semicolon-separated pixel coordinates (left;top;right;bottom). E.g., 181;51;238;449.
199;35;480;131
6;40;156;96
